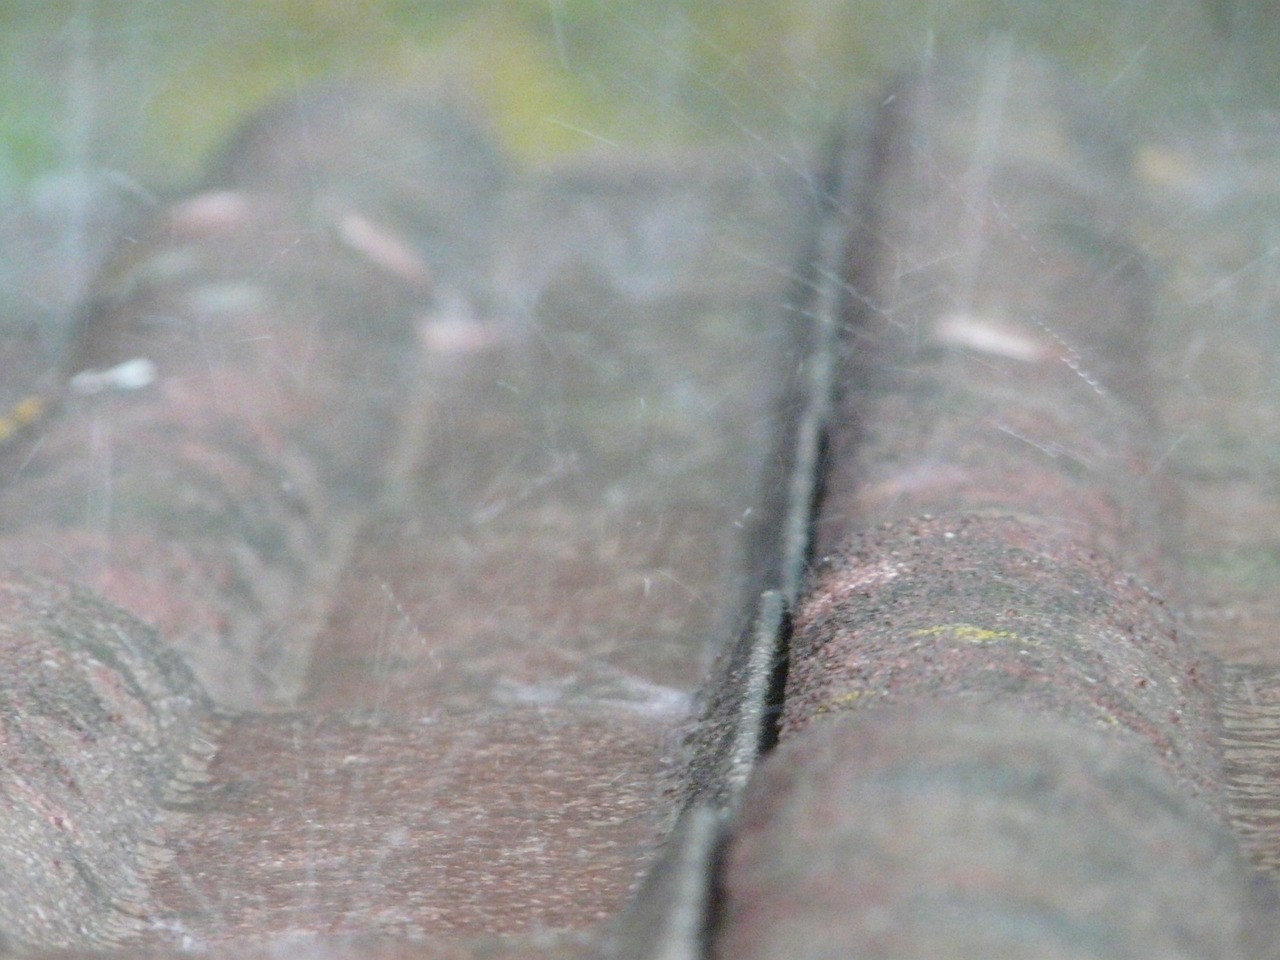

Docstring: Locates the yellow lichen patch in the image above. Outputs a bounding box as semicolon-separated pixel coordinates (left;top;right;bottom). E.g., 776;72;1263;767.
911;623;1035;646
0;394;48;444
814;689;870;716
414;11;626;162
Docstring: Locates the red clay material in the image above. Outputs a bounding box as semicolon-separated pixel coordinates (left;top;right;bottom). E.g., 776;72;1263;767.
0;82;799;955
817;51;1159;570
0;568;210;949
6;48;1280;960
785;512;1225;812
0;91;480;948
145;708;669;945
713;48;1277;960
0;187;429;710
716;704;1271;960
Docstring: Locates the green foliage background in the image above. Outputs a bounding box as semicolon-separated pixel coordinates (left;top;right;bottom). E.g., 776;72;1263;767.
0;0;1269;196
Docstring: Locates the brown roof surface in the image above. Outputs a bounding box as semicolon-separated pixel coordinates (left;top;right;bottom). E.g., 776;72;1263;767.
2;51;1280;960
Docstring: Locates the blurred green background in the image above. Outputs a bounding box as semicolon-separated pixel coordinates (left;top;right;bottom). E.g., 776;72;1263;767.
0;0;1273;197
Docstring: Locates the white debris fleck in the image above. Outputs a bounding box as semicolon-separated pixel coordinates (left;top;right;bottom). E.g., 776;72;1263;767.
333;210;433;287
167;190;256;236
933;311;1050;362
69;357;158;396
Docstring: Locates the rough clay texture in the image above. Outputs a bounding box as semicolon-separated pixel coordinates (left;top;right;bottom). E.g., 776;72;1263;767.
0;88;491;948
817;51;1160;573
785;513;1226;813
0;80;801;956
6;49;1280;960
714;50;1276;960
144;709;671;946
0;106;440;711
0;567;210;950
716;704;1273;960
